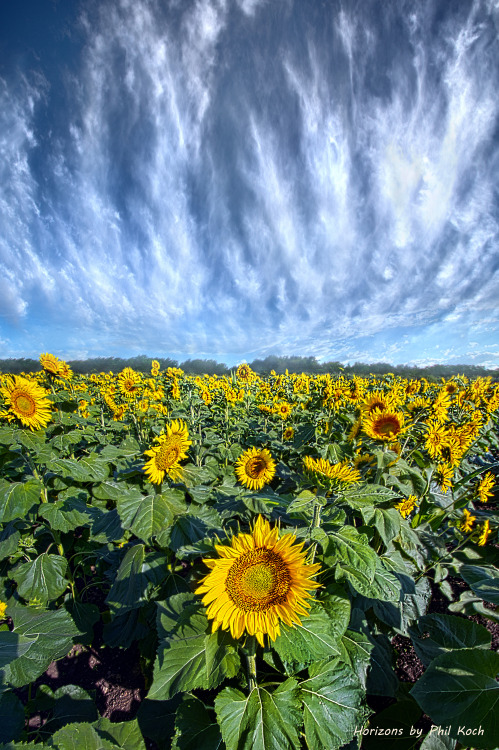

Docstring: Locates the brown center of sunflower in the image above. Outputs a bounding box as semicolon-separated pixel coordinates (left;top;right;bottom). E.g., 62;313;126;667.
375;415;401;436
225;548;291;612
155;443;181;470
245;456;267;479
12;390;36;417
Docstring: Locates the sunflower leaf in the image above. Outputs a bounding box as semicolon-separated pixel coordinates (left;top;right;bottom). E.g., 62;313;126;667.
116;491;175;543
215;679;302;750
0;478;43;523
410;649;499;747
2;604;81;686
11;553;68;604
149;596;211;700
300;660;369;750
272;601;344;673
173;696;223;750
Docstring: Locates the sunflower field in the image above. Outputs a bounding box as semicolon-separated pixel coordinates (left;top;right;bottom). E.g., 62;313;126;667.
0;356;498;749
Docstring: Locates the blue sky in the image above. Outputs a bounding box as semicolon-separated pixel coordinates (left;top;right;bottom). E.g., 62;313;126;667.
1;0;499;368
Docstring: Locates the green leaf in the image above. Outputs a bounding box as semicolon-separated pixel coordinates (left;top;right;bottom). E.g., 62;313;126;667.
409;614;491;667
105;544;145;614
90;508;124;543
324;527;377;595
340;484;399;508
410;649;499;748
272;601;343;673
215;679;302;750
50;722;116;750
149;597;210;700
460;565;499;605
0;631;36;668
0;479;42;523
137;697;180;750
0;524;20;562
49;684;98;732
159;506;221;552
105;546;166;615
420;733;457;750
361;689;422;750
173;696;223;750
285;490;317;515
372;508;402;546
117;491;174;543
48;454;110;483
366;634;399;697
11;553;68;603
205;628;241;688
92;480;128;501
92;716;146;750
300;661;368;750
0;691;25;744
339;629;374;689
38;497;95;532
3;605;80;686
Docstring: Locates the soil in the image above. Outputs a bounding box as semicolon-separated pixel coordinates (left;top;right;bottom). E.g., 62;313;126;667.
14;574;499;749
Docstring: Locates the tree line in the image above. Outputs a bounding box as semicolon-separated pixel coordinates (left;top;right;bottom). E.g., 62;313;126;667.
0;355;498;382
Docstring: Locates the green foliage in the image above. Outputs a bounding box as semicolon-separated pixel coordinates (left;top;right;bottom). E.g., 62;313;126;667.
0;365;497;748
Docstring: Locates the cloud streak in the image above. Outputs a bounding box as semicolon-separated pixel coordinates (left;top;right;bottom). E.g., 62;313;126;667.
1;0;498;365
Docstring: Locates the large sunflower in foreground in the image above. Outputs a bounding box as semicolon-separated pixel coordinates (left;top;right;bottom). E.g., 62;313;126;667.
196;515;321;645
235;447;276;491
362;408;405;442
143;420;191;485
1;376;52;430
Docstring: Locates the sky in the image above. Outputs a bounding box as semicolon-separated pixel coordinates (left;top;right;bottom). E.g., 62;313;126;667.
1;0;499;368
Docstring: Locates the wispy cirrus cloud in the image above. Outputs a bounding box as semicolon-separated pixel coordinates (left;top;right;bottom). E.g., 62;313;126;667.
1;0;498;365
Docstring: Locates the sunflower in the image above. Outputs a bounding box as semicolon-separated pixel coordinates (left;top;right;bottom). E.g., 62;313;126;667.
477;472;495;503
303;456;360;485
477;520;492;546
39;352;62;375
360;391;394;415
118;368;142;400
435;463;453;493
236;363;253;382
363;408;405;442
283;426;294;441
1;376;52;430
395;495;418;519
196;515;321;645
235;447;276;491
0;601;6;620
460;508;476;533
143;420;191;485
275;402;292;420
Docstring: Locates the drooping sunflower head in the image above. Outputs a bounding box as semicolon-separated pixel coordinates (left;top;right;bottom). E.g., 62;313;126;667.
196;515;321;645
235;447;276;491
1;376;52;431
362;408;405;442
39;352;62;375
303;456;360;486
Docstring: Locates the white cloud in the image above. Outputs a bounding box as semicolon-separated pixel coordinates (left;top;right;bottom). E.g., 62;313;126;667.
1;0;498;366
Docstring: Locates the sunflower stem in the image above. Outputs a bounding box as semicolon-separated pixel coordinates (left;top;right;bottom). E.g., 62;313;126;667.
309;495;324;565
244;635;258;693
